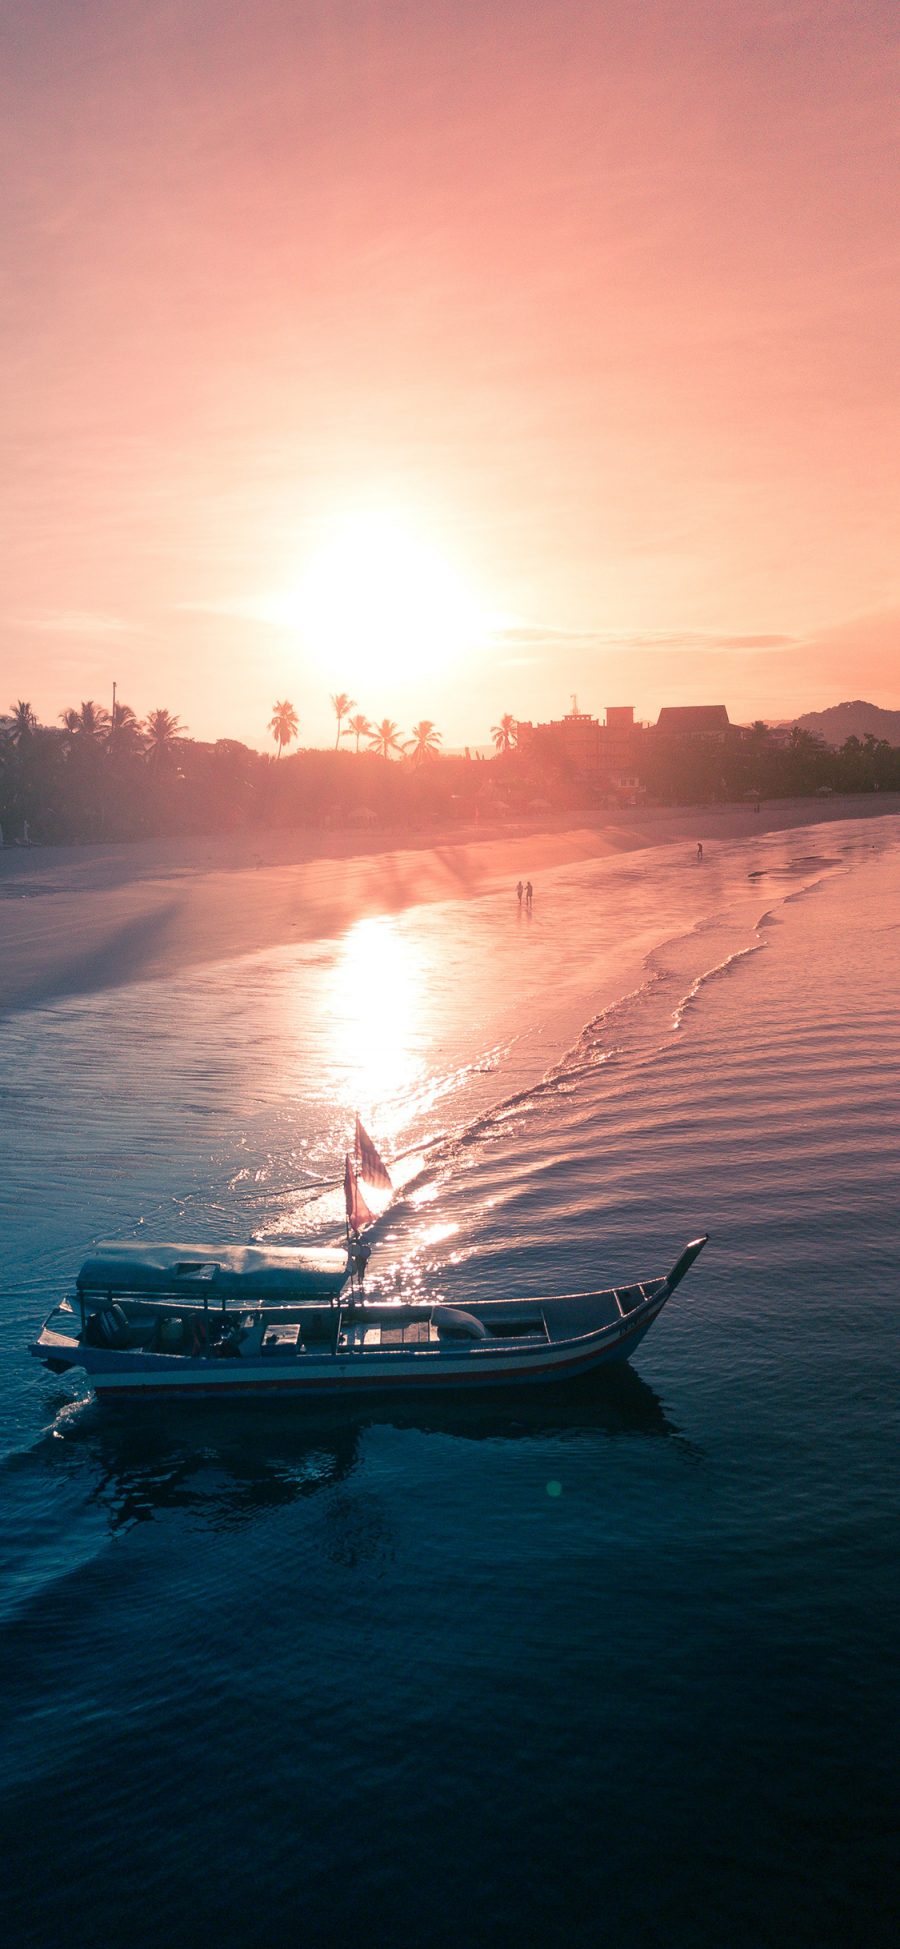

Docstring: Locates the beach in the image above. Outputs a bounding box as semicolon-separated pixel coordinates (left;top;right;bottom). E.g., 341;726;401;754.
2;792;897;1015
2;801;898;1949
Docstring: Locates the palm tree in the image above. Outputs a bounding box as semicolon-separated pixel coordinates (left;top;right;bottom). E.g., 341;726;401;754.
269;699;299;757
368;718;404;761
60;700;109;741
405;720;442;765
342;712;371;754
491;713;517;753
143;708;185;767
2;700;37;745
789;726;821;754
331;692;355;749
107;700;142;755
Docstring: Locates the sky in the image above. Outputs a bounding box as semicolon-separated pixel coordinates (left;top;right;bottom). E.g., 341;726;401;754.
1;0;898;748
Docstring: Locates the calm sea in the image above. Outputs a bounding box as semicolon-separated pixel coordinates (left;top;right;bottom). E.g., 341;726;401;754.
1;817;898;1948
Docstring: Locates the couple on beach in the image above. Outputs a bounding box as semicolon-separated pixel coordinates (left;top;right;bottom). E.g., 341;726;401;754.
516;879;534;909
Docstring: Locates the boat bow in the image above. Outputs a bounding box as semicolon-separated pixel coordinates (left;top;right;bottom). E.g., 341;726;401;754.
662;1235;709;1293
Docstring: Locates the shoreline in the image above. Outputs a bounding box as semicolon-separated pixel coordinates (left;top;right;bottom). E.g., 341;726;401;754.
1;793;897;1016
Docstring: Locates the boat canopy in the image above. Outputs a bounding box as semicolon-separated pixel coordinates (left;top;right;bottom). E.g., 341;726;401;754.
76;1240;349;1301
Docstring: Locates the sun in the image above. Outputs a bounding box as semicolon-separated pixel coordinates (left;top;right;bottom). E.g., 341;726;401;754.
288;511;487;689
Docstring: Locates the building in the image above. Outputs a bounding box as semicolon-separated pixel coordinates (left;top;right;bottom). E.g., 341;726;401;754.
602;706;640;784
515;700;599;771
654;705;733;742
516;701;646;791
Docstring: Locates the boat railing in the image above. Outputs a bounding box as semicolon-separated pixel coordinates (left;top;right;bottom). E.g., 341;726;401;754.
614;1282;656;1317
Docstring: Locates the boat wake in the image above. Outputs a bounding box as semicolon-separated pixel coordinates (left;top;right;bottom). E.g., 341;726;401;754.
252;865;843;1260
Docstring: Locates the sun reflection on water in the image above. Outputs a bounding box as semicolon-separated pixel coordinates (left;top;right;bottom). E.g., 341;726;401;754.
323;915;429;1139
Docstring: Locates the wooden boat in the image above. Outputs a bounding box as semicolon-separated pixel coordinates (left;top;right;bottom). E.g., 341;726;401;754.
30;1234;708;1400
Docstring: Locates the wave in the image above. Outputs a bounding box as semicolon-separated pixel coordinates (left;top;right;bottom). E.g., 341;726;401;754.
671;939;767;1030
365;857;852;1235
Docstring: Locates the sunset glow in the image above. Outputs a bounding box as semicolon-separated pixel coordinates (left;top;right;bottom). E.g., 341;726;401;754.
2;1;897;740
269;512;490;690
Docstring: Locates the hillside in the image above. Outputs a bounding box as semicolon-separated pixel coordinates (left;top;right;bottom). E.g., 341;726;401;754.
794;700;900;747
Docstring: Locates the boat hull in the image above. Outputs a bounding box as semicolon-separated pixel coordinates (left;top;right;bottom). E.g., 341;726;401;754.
60;1296;669;1400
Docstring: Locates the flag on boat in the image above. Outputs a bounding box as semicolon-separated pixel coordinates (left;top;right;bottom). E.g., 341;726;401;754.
344;1153;375;1235
354;1115;392;1190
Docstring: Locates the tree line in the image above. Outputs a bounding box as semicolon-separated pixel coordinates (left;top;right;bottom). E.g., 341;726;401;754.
1;695;897;847
640;722;900;805
0;692;522;844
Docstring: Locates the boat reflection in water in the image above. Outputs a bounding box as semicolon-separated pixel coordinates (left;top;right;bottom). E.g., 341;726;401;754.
376;1361;682;1446
44;1363;684;1538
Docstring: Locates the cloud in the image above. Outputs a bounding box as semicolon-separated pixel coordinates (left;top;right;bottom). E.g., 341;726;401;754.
19;611;138;637
498;624;604;646
176;594;309;631
494;622;796;654
625;632;795;651
176;597;260;618
496;605;900;717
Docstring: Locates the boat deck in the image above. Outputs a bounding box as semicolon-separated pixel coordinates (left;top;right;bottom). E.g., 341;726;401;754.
340;1320;438;1350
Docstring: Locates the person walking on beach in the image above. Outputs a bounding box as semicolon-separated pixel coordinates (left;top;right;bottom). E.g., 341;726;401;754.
525;881;533;909
696;842;703;861
516;880;523;906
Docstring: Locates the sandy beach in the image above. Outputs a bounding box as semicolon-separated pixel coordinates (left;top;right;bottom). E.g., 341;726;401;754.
1;792;897;1016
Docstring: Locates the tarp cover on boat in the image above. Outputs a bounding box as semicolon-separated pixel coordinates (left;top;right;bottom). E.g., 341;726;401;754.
77;1240;349;1300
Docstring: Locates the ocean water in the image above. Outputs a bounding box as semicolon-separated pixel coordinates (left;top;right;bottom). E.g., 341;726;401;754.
1;817;898;1948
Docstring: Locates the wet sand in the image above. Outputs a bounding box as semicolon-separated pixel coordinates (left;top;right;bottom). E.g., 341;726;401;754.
1;794;896;1015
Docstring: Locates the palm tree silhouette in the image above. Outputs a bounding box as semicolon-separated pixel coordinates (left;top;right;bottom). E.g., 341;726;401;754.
491;714;517;753
342;712;371;754
60;700;110;741
2;700;37;745
143;708;185;766
406;720;442;764
107;700;142;754
269;700;299;757
331;692;355;749
368;718;404;760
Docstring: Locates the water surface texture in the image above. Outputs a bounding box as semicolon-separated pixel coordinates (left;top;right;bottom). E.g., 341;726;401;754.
2;818;898;1948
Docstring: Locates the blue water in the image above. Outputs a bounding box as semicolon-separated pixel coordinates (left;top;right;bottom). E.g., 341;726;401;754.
1;818;898;1947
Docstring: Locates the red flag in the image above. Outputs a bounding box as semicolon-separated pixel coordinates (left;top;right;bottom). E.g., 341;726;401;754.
344;1154;374;1234
354;1115;392;1190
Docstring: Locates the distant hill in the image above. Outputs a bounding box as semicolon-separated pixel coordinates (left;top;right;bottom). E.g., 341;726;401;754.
794;700;900;748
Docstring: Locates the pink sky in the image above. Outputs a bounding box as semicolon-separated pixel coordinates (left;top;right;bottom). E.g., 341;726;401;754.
2;0;898;747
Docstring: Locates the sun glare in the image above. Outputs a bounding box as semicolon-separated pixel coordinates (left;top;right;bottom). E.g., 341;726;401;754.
324;913;426;1119
272;511;488;688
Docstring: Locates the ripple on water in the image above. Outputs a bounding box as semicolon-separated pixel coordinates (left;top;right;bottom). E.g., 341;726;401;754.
1;818;898;1948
